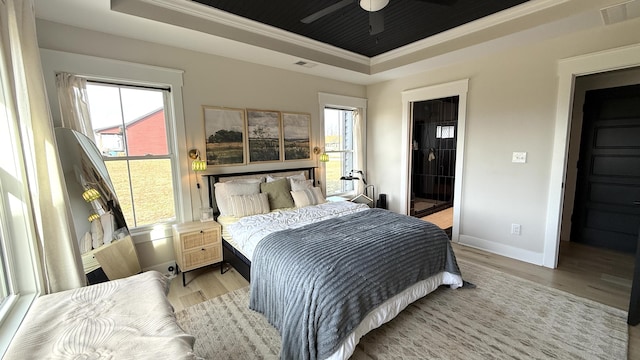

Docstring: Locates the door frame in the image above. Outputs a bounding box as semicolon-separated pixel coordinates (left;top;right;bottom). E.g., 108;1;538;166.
544;44;640;268
401;79;468;242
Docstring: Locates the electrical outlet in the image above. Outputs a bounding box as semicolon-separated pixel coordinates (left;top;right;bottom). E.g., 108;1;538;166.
511;223;521;235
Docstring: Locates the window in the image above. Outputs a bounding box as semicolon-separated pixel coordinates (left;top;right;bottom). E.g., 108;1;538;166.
436;125;455;139
0;222;8;305
86;82;177;228
324;108;355;196
0;62;40;356
318;93;367;198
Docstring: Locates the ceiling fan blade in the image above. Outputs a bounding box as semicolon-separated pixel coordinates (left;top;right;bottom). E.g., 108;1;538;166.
301;0;353;24
369;10;384;35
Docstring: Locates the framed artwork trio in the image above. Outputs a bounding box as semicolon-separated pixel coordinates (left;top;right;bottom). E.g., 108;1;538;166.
202;106;311;166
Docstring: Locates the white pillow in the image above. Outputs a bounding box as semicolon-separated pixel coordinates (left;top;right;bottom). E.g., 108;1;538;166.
228;193;270;218
215;179;262;216
80;232;92;254
265;175;282;183
290;187;326;208
290;178;314;191
266;172;306;184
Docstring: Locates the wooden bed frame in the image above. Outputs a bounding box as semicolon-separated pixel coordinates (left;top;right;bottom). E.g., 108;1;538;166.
204;167;316;281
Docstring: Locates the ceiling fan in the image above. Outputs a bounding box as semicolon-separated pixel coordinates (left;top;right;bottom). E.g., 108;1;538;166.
301;0;454;35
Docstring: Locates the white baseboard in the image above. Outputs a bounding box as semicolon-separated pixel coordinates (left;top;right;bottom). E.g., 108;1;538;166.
458;235;544;265
143;260;177;278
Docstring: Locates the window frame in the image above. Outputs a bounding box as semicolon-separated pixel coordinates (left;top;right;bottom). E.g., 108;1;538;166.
0;57;42;356
86;81;178;230
318;92;367;198
323;107;356;197
40;50;189;239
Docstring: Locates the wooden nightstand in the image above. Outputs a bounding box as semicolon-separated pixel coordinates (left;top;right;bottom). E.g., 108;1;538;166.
81;235;141;284
172;221;222;286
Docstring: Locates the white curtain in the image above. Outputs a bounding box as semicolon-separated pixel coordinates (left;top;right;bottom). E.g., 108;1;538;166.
0;0;85;292
353;109;365;196
55;72;94;141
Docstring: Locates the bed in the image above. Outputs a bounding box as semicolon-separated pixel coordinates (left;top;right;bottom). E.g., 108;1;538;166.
205;168;463;360
3;271;199;360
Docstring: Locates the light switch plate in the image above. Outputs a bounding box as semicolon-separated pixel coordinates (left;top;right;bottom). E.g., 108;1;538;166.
512;151;527;163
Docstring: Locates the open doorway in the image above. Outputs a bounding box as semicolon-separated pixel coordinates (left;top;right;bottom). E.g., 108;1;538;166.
569;83;640;253
409;96;458;218
400;79;468;242
544;45;640;269
561;68;640;254
552;68;640;309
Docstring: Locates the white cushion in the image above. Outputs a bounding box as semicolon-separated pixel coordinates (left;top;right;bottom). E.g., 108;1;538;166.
290;178;314;191
290;187;326;208
266;172;306;185
214;179;262;216
228;193;270;218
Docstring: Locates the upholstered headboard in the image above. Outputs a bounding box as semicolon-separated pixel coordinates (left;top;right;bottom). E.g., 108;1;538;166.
204;167;316;217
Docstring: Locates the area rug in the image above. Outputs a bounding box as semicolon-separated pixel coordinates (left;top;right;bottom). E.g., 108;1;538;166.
175;260;628;359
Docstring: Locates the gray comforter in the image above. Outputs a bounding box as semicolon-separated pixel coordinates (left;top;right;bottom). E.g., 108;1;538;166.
249;208;461;360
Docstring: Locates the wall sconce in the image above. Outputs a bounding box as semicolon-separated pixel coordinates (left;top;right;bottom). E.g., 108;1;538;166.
82;188;100;202
189;149;207;171
83;186;105;219
313;146;329;162
189;148;211;221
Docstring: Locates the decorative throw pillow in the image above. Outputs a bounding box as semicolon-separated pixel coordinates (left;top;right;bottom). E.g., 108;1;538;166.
260;178;294;209
228;193;270;218
290;187;326;208
215;180;262;216
290;178;314;191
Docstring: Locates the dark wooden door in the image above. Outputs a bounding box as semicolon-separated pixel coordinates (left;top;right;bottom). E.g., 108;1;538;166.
571;84;640;253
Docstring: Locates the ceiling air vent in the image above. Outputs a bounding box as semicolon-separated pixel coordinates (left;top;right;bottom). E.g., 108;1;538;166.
600;0;640;25
294;60;318;68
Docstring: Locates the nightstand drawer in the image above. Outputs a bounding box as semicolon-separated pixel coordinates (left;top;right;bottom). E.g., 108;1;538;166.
181;228;220;251
182;246;222;270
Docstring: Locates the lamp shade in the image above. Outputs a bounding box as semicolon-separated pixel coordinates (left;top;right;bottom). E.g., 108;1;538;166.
192;159;207;172
82;188;100;202
319;153;330;162
360;0;389;12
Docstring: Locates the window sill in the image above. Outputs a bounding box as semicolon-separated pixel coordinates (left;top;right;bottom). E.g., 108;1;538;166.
0;291;39;357
129;222;176;244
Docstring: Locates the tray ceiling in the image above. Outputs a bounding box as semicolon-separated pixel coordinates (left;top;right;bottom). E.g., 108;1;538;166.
192;0;529;57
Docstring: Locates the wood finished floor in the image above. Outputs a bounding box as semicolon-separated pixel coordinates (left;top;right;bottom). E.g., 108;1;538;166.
168;242;639;359
421;207;453;230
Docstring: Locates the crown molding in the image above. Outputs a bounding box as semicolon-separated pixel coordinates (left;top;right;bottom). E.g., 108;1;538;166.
144;0;370;66
371;0;570;64
144;0;574;69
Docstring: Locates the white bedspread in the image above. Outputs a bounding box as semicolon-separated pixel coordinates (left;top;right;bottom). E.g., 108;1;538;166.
4;271;198;360
226;201;369;261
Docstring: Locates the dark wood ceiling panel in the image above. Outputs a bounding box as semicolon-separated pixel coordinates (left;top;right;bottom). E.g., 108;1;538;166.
192;0;529;57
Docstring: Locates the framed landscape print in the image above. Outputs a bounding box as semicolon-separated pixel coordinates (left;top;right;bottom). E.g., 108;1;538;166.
246;109;281;163
203;106;246;166
282;112;311;161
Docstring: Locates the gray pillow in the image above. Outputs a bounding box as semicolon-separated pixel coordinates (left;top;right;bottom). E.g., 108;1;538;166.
260;178;294;210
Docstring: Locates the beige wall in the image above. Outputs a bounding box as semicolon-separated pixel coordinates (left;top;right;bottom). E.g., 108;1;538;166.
366;18;640;264
36;19;366;270
36;15;640;269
